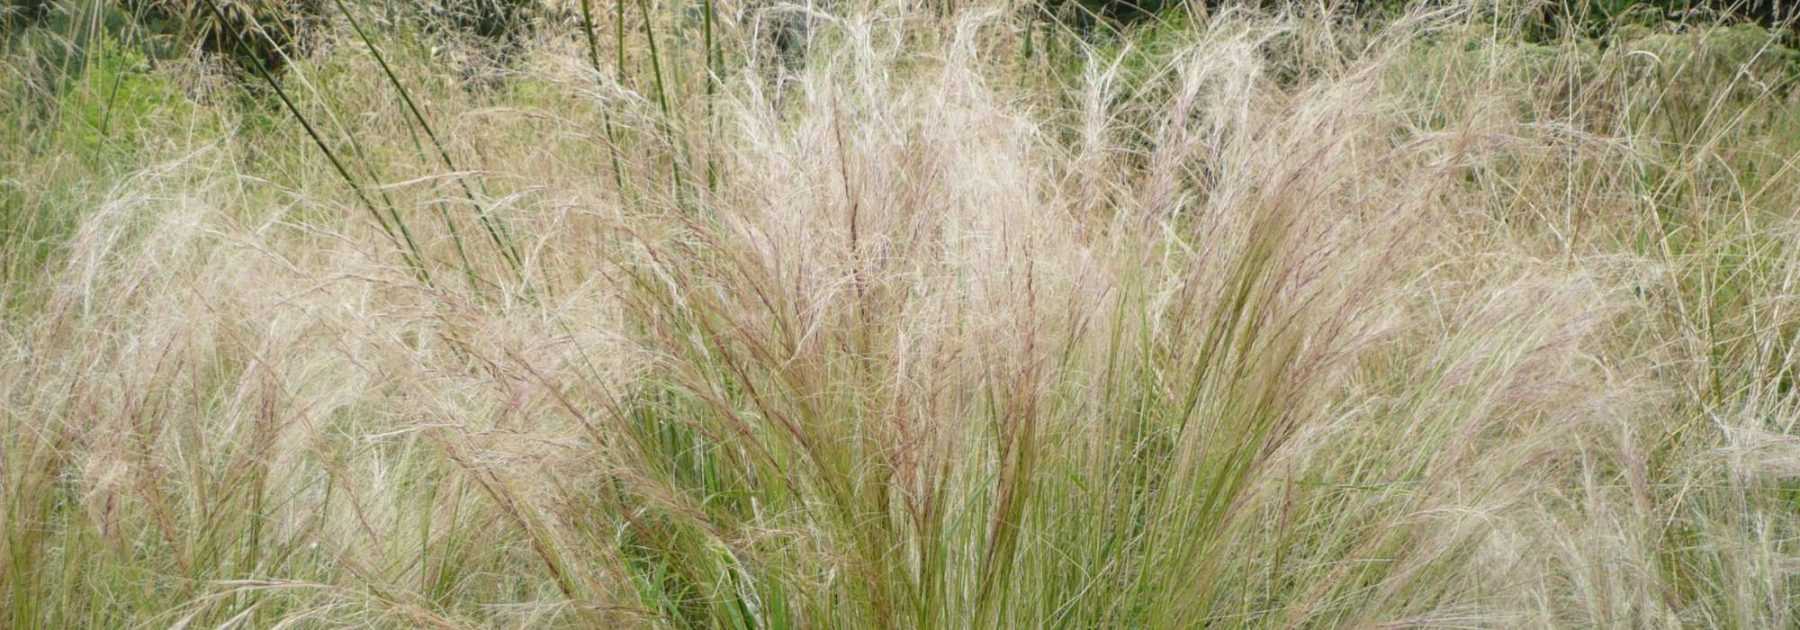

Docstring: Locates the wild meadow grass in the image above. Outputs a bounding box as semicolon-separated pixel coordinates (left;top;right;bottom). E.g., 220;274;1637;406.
3;1;1800;627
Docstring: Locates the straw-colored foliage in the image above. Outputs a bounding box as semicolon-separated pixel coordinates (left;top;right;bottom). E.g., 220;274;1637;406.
3;1;1799;627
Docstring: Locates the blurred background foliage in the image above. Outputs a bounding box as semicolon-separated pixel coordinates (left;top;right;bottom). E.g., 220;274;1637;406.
2;0;1795;278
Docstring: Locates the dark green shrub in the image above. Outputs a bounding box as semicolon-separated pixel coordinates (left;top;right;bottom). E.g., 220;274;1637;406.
414;0;551;58
124;0;324;74
1;0;53;34
424;0;536;42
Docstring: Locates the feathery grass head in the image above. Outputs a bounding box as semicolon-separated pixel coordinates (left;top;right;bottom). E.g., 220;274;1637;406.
3;1;1800;627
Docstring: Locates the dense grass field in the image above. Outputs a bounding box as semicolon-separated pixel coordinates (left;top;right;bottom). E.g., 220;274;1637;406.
4;0;1800;627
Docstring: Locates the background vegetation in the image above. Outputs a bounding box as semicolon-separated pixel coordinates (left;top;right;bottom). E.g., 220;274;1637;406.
3;0;1800;627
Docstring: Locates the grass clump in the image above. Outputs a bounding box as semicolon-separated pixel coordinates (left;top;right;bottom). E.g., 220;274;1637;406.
4;1;1800;628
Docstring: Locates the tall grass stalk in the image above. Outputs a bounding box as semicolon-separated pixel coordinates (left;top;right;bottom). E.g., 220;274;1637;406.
196;0;433;284
636;0;692;205
578;0;633;206
329;0;525;286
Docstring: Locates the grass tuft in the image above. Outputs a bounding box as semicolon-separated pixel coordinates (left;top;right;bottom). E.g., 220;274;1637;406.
4;1;1800;627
